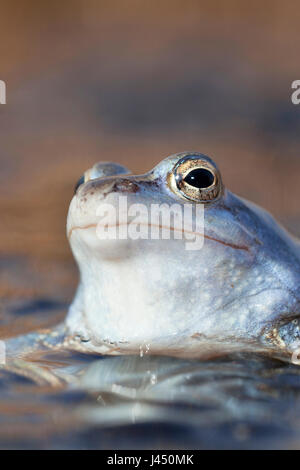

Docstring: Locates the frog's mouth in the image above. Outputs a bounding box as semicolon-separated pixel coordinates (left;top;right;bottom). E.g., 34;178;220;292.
67;221;250;253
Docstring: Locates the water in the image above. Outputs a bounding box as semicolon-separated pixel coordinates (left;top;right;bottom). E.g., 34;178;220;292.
1;346;300;449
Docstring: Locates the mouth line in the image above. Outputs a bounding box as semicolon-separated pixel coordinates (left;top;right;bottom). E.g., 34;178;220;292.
68;221;250;252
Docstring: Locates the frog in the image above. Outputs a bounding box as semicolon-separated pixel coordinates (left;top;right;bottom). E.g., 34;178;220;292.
4;152;300;364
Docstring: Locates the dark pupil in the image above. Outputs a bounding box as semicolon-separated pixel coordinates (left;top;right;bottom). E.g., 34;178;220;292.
74;175;85;193
184;168;214;189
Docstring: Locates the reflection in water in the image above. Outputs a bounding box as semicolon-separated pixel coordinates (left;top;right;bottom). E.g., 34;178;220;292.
1;345;300;449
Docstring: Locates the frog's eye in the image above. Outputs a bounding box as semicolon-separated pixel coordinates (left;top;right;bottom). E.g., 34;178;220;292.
170;155;222;202
74;175;85;194
184;168;215;188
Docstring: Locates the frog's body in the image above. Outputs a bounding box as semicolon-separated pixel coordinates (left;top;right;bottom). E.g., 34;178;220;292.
4;153;300;363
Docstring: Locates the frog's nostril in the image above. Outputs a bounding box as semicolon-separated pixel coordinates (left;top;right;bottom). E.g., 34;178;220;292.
113;179;140;193
184;168;215;189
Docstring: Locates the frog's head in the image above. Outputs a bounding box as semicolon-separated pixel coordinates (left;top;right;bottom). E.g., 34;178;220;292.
66;152;300;359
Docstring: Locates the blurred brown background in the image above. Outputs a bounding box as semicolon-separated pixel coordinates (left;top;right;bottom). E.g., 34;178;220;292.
0;1;299;314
